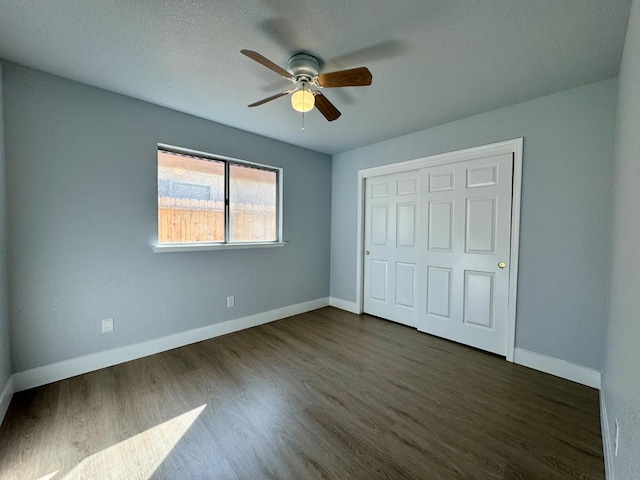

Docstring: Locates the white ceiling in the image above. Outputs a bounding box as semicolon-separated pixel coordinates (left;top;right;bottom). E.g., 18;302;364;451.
0;0;632;155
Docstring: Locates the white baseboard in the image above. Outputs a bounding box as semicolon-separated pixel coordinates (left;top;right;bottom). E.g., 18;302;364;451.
600;391;615;480
13;297;330;392
513;348;601;389
0;375;15;427
329;297;360;314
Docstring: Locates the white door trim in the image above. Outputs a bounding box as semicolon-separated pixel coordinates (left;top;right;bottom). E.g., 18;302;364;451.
356;138;523;362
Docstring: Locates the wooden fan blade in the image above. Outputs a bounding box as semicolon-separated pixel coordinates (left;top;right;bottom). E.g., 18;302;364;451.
241;49;294;80
314;92;342;121
248;91;289;107
317;67;372;88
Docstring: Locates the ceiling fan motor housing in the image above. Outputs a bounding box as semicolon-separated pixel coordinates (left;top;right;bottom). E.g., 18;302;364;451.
287;53;320;80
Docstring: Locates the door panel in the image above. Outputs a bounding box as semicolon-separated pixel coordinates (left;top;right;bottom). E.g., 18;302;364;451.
426;267;452;319
371;183;388;198
463;270;494;328
397;203;416;247
369;260;388;302
395;262;416;308
371;206;388;245
398;178;417;195
467;163;498;188
465;197;497;254
428;200;454;251
417;153;513;355
429;172;454;192
364;171;419;327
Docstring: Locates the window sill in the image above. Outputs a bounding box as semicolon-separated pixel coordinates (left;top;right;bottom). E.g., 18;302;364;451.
152;242;287;253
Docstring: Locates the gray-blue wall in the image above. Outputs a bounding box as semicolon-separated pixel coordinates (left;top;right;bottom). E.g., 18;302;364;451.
330;78;617;371
603;0;640;476
0;61;11;390
2;62;331;372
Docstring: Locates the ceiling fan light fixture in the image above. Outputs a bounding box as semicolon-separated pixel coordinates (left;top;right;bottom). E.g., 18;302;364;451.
242;49;371;122
291;86;315;113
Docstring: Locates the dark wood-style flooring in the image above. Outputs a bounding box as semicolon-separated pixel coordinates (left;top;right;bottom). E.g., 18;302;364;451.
0;307;603;479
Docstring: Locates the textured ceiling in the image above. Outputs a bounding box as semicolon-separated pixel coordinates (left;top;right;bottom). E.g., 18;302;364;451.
0;0;632;155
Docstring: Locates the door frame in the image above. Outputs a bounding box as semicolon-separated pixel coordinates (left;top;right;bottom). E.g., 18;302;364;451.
356;138;523;362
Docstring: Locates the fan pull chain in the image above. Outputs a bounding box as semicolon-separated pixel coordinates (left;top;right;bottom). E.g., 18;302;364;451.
302;110;305;132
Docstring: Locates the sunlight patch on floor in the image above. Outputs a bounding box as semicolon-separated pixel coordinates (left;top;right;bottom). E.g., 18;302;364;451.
57;404;206;480
37;472;59;480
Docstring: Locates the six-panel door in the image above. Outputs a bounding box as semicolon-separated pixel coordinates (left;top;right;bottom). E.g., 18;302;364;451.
416;153;513;355
363;171;420;327
363;153;514;356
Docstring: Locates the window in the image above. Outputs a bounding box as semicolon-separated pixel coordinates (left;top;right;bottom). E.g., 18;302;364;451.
156;146;282;249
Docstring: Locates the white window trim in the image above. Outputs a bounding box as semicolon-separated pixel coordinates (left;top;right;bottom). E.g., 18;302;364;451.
152;144;284;252
152;242;287;253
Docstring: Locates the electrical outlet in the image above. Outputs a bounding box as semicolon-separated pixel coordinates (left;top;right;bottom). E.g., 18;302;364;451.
614;419;620;456
227;296;235;308
102;317;114;333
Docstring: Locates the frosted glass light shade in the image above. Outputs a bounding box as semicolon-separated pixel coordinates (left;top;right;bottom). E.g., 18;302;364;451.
291;88;315;112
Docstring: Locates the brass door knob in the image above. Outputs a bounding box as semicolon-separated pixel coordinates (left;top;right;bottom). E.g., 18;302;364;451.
498;262;506;269
365;251;370;255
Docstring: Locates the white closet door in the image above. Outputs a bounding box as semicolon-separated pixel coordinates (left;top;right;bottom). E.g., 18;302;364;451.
363;171;420;327
417;153;513;355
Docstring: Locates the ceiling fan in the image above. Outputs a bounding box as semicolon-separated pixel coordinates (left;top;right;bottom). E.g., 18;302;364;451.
241;49;372;122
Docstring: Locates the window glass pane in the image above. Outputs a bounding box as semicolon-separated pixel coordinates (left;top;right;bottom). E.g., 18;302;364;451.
229;164;277;242
158;150;224;243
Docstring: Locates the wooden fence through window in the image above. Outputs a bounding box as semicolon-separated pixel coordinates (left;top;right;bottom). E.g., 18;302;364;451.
158;197;276;243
